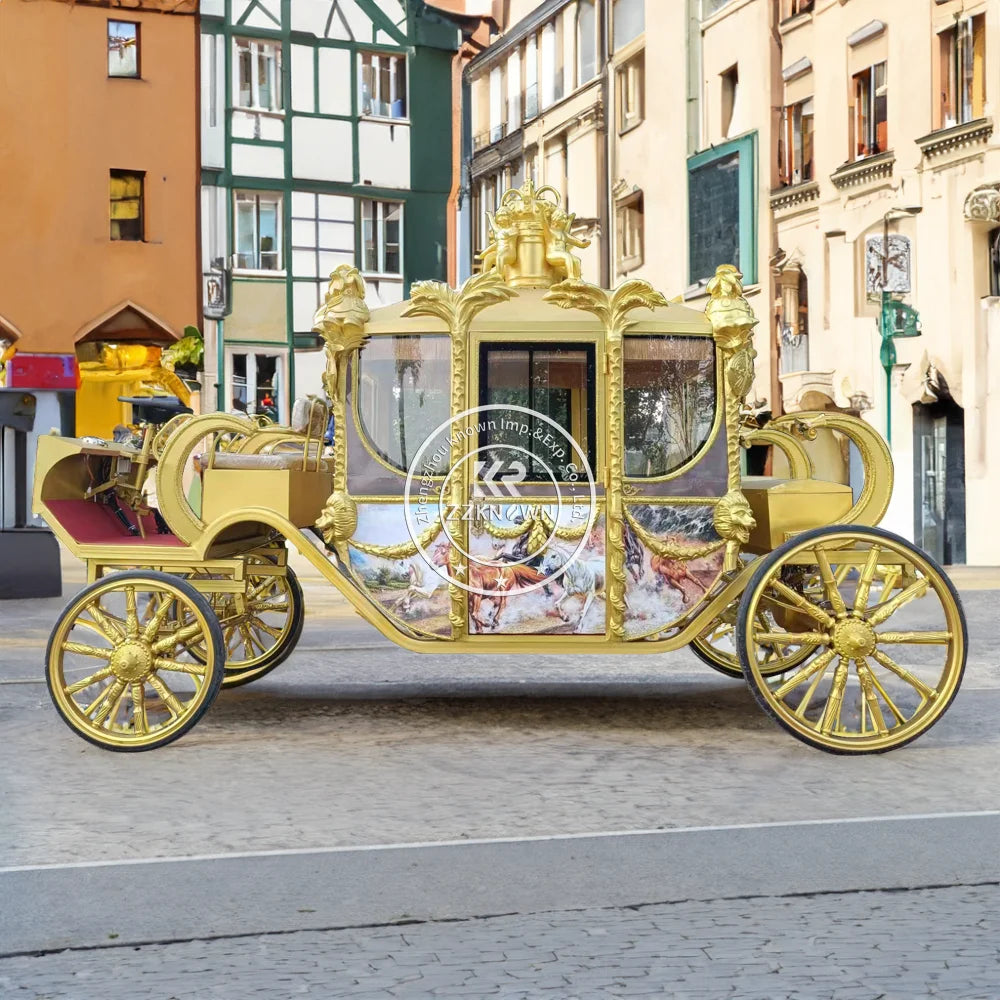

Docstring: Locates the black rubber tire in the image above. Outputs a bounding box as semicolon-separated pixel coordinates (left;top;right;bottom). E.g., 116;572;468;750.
221;565;306;688
45;570;225;752
735;524;968;755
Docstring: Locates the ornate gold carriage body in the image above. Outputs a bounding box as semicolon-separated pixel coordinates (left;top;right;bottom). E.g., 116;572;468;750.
34;182;966;754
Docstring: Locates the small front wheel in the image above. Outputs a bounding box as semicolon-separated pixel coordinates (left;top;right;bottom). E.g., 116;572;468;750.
737;525;967;754
46;571;225;751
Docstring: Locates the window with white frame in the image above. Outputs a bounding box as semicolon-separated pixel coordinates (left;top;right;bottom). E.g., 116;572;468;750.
618;51;644;131
291;192;354;279
613;0;644;50
849;61;887;160
936;15;985;129
617;192;643;271
235;192;283;271
361;200;403;275
524;34;539;120
360;51;407;119
778;97;814;186
229;350;286;422
235;38;283;112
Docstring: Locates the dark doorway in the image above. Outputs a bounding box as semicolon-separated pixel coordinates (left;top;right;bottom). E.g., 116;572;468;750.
912;386;966;565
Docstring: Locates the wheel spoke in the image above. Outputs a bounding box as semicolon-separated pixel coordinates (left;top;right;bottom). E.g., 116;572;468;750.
853;547;883;614
860;659;908;725
250;618;282;641
815;549;847;617
856;660;889;736
80;600;125;642
142;593;178;642
870;648;937;702
154;658;207;677
251;600;289;615
818;657;850;735
755;630;830;647
147;675;187;718
768;580;835;628
793;659;830;720
876;630;951;645
124;586;139;638
90;679;126;726
867;578;930;627
131;684;147;734
62;642;113;660
240;623;263;657
152;619;205;653
64;666;114;695
772;647;837;700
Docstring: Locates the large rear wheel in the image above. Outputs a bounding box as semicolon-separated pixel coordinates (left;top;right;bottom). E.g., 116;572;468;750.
736;526;966;754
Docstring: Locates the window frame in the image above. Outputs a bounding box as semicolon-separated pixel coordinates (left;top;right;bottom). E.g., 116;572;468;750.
849;61;887;161
359;50;408;121
234;190;284;274
576;0;597;88
109;169;145;242
936;15;986;130
616;191;644;273
234;37;284;114
361;199;404;277
107;19;140;79
777;97;814;187
617;50;645;133
613;0;645;51
779;0;813;22
226;348;288;424
477;341;597;483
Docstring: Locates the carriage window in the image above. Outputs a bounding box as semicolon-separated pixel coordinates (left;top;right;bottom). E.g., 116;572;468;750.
356;335;451;473
623;336;717;477
479;343;595;481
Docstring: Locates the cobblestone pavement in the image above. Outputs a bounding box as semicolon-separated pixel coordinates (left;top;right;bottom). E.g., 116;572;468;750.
2;883;998;999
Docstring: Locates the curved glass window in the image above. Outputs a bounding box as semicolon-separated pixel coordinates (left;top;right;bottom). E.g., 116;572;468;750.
356;335;451;474
623;336;717;477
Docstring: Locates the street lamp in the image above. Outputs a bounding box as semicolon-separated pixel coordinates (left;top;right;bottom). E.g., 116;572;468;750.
878;206;922;443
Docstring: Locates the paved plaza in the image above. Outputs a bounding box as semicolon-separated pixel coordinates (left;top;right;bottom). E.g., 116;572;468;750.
1;554;998;997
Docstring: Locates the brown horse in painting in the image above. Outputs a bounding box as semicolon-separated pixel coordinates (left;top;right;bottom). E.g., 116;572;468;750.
431;542;546;632
649;540;708;604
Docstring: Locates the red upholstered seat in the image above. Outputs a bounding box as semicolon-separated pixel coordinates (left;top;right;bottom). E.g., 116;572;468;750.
45;499;185;546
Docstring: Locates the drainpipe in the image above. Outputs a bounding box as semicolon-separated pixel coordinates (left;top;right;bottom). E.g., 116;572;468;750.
600;0;612;288
685;0;701;156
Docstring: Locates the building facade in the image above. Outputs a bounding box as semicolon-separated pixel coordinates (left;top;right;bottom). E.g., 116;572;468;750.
199;0;474;420
0;0;201;437
467;0;1000;565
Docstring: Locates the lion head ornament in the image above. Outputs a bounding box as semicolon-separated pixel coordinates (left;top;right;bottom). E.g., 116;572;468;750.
713;490;756;545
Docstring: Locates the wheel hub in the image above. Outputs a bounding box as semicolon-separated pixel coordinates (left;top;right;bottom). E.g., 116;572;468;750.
110;640;154;682
832;618;876;659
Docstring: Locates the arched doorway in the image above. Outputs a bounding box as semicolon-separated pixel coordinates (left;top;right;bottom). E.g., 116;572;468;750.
912;377;966;565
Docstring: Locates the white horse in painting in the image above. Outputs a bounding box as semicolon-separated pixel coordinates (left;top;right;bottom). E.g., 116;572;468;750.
393;557;444;614
540;550;606;633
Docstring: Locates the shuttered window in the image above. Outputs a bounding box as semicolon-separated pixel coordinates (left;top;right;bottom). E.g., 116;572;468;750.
110;170;144;242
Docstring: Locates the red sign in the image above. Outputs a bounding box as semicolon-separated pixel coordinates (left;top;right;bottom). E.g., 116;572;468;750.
6;354;79;390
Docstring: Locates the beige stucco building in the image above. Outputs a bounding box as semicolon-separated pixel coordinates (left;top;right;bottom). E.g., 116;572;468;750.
467;0;1000;565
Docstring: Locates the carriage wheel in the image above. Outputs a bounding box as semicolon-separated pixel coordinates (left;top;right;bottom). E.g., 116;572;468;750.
216;564;304;688
46;572;224;751
689;556;817;679
737;526;966;754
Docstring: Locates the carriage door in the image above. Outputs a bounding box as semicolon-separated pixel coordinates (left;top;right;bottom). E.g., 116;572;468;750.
469;342;603;635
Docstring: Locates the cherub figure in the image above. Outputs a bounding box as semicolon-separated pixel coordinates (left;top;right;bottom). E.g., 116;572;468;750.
544;207;589;280
478;206;518;276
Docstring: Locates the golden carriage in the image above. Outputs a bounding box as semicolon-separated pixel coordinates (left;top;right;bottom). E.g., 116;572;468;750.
34;181;966;754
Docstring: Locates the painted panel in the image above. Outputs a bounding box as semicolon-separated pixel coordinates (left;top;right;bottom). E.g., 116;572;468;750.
379;0;405;29
349;504;451;638
623;505;725;640
358;120;410;188
291;44;316;113
466;511;607;635
318;47;352;116
231;142;285;178
201;33;225;168
228;280;288;344
292;117;353;182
